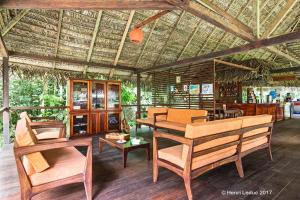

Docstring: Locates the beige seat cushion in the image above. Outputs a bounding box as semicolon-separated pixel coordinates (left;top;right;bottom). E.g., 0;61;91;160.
182;118;242;166
148;107;168;120
158;144;237;170
15;119;50;175
35;128;61;140
29;147;86;186
155;121;186;132
136;118;155;126
238;115;272;138
242;136;268;152
158;145;185;168
167;109;207;124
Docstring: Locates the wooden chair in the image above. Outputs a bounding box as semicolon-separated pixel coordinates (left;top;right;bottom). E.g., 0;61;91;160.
20;112;66;140
14;118;93;200
153;118;245;200
223;109;243;119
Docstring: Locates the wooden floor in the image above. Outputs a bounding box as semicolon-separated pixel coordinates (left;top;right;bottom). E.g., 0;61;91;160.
1;119;300;200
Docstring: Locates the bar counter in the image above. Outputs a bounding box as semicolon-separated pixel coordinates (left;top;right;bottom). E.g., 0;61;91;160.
226;103;284;122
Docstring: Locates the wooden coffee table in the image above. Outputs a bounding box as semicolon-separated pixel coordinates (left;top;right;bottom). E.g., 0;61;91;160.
99;135;150;168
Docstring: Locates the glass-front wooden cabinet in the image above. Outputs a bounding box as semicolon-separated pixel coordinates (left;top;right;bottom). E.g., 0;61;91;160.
70;80;89;111
68;79;121;137
91;81;106;110
70;114;89;136
107;82;121;110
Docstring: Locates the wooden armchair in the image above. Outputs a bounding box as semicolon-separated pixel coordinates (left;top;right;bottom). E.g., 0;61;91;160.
153;118;244;200
14;118;92;200
135;107;168;133
20;112;66;140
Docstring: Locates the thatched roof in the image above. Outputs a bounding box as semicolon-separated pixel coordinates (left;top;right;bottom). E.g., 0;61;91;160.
0;0;300;81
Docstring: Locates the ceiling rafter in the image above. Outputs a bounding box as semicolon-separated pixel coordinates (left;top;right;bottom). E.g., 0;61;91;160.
152;10;185;66
0;35;8;57
84;10;103;73
1;9;30;36
176;19;202;60
109;10;135;78
262;0;297;38
195;0;235;56
135;18;158;67
211;0;251;53
54;10;63;57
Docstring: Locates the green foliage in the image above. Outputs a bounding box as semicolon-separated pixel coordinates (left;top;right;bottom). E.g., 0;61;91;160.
121;83;136;105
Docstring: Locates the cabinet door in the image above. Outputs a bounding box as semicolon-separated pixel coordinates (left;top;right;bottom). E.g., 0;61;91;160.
71;114;89;137
90;112;107;134
91;81;106;110
70;80;90;111
107;82;121;110
107;112;120;132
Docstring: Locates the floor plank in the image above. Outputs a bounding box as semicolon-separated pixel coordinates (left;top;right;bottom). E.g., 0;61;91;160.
1;119;300;200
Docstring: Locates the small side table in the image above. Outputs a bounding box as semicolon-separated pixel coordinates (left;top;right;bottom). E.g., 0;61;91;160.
99;135;150;168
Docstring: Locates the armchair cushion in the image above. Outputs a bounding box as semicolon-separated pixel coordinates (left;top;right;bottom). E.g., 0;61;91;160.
238;115;272;138
29;147;86;186
35;128;61;140
147;107;168;120
15;119;50;175
242;136;268;152
158;144;237;170
166;109;207;124
155;121;186;132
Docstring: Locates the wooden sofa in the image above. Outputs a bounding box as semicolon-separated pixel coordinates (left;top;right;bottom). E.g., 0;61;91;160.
20;112;66;140
14;118;92;200
154;108;208;132
136;107;168;132
153;115;273;200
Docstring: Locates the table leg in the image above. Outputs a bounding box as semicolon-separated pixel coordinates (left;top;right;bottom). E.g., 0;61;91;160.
99;141;105;153
146;144;150;161
123;149;128;168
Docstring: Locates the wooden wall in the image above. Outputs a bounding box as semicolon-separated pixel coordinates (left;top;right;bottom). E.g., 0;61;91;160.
151;61;215;112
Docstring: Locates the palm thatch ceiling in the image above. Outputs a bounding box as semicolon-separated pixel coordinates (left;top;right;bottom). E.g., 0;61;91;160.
0;0;300;80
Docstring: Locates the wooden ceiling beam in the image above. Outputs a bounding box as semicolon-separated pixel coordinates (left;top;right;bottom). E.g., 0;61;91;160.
214;59;256;71
9;51;137;71
0;0;178;10
262;0;297;38
183;1;255;42
1;9;30;36
110;10;135;78
271;65;300;73
138;30;300;72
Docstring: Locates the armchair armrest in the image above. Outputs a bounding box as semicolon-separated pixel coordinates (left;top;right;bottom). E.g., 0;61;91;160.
191;116;209;123
14;138;92;157
31;116;58;121
153;131;193;145
154;112;168;124
136;110;148;119
38;138;69;144
29;121;65;129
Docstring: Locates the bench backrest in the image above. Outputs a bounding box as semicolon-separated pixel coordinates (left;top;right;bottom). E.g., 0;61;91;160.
238;115;273;138
182;118;243;169
167;108;208;124
147;107;168;120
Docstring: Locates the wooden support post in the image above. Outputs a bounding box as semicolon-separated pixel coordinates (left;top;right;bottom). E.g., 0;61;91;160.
2;57;9;144
137;72;141;118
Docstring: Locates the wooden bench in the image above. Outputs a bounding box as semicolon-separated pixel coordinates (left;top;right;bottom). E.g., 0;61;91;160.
154;108;208;132
153;115;273;200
